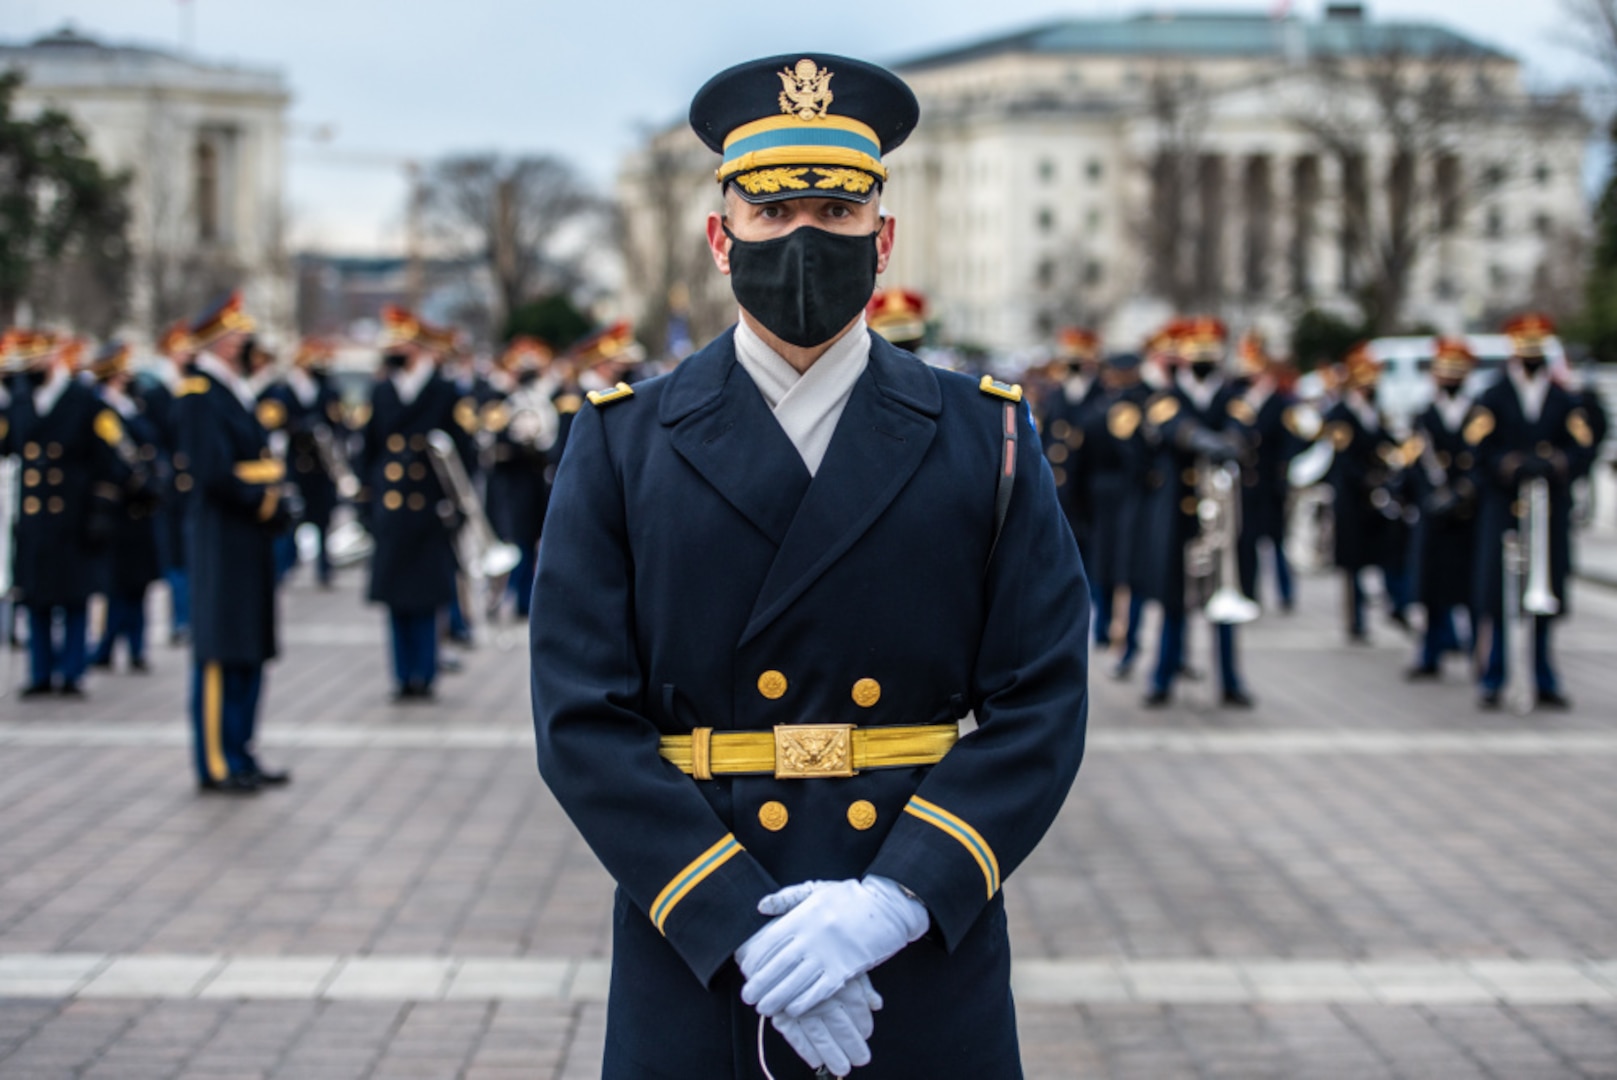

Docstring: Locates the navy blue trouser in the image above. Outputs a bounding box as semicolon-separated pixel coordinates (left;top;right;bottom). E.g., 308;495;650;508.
388;608;438;690
1480;616;1558;696
1152;612;1244;696
93;591;149;666
1094;586;1145;661
165;568;191;634
190;660;263;782
508;541;539;618
27;603;87;688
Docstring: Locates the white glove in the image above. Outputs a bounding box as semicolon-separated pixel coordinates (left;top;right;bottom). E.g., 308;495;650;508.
772;973;883;1075
737;875;928;1018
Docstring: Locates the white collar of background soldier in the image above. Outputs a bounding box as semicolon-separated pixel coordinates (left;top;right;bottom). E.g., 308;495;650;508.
32;362;71;416
392;354;435;405
196;350;259;412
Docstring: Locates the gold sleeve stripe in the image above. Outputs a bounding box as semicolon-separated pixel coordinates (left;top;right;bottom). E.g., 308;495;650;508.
904;796;1000;898
650;834;743;934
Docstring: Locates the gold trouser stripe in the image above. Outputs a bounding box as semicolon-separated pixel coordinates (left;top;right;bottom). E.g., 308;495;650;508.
650;834;742;934
203;662;228;782
904;795;1000;899
658;724;958;777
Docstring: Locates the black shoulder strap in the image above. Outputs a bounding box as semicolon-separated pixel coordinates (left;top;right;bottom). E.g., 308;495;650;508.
987;400;1017;567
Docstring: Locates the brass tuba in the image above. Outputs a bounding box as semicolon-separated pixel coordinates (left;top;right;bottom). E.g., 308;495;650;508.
1503;477;1559;715
425;429;523;584
1185;459;1260;625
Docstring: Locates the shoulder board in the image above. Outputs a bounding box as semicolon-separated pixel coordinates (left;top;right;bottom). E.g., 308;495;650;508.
177;376;211;398
554;393;583;415
1568;408;1594;449
1226;398;1257;427
256;398;287;431
978;374;1023;403
1146;395;1179;426
1398;434;1426;468
1327;421;1354;452
587;382;636;407
1462;407;1495;447
94;409;124;447
1107;400;1142;440
454;396;480;434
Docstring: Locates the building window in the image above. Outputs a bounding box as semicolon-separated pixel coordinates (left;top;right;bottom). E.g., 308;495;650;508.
1489;265;1508;290
1535;162;1552;186
1435;155;1462;233
1435;276;1457;300
1485;208;1504;239
1038;159;1056;183
1534;212;1552;237
1085;208;1102;233
1482;163;1507;191
195;138;219;243
1083;260;1104;287
1037;207;1055;234
1086;159;1104;182
1036;258;1056;289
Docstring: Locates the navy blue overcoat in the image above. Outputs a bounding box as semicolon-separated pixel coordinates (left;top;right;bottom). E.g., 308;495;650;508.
530;329;1089;1080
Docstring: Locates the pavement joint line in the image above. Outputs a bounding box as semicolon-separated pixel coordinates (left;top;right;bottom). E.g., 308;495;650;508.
6;725;1617;754
4;954;1615;1005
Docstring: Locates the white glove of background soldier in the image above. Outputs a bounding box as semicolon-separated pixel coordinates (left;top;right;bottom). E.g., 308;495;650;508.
771;972;883;1075
736;875;928;1018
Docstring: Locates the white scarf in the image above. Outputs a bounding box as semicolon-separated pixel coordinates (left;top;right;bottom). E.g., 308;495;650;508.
1508;364;1549;424
1175;369;1220;414
392;358;434;406
1435;390;1470;433
196;351;258;411
286;366;319;407
734;315;870;477
33;366;70;416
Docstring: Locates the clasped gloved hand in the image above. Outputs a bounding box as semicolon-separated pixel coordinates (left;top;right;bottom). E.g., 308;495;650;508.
771;972;883;1075
736;875;929;1019
1183;425;1242;465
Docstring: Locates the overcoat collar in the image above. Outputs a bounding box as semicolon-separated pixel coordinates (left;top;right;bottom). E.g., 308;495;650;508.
662;329;942;645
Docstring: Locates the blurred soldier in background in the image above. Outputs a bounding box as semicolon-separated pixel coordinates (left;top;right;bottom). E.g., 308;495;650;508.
1083;351;1151;677
176;292;293;793
484;336;559;621
1231;334;1309;613
1040;327;1102;557
867;288;927;353
1469;314;1597;710
145;324;197;644
1323;346;1410;643
6;333;132;698
1406;339;1481;679
1139;318;1255;708
359;307;474;700
87;342;164;673
259;340;343;587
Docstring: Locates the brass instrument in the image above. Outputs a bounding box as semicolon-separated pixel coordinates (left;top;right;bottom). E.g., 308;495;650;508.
1503;477;1559;715
312;423;362;500
502;383;559;451
1185;458;1260;625
312;423;373;567
0;455;14;598
425;429;523;584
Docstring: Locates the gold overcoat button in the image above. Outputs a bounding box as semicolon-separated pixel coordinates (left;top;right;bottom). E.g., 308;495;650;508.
23;469;39;487
47;497;64;514
407;493;426;511
848;801;877;831
175;474;193;492
759;802;789;832
385;463;403;481
851;679;881;708
46;443;63;458
24;442;40;459
47;468;63;485
410;434;427;451
23;496;40;515
408;462;427;481
387;434;406;452
757;670;788;700
383;491;403;510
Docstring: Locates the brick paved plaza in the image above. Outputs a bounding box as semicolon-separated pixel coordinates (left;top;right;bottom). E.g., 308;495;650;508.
2;562;1616;1079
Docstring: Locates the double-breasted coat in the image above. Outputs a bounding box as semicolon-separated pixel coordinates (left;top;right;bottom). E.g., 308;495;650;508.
530;330;1090;1080
174;370;282;665
259;373;343;531
1467;376;1597;621
9;379;130;608
1078;382;1150;594
359;374;475;612
1323;402;1406;573
1409;400;1480;613
94;397;164;598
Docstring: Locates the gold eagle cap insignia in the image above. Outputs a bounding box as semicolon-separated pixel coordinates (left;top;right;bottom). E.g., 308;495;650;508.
779;59;834;121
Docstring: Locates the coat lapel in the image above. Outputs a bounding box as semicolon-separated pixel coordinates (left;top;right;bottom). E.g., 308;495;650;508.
664;331;812;547
740;338;940;646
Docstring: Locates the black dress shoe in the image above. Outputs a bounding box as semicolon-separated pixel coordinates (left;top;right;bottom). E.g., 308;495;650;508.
1405;665;1441;681
1142;689;1171;708
57;683;86;698
129;658;150;674
89;657;113;670
1536;690;1572;710
198;774;261;795
1388;610;1411;632
391;685;420;702
247;766;291;786
169;629;190;647
1111;658;1135;681
20;683;54;699
1222;688;1256;709
1478;689;1502;710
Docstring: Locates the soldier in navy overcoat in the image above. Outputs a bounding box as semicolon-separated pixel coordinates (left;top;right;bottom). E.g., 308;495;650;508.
1406;339;1482;678
1081;352;1151;676
1469;315;1598;708
259;341;344;586
484;338;558;620
1231;339;1309;612
87;343;164;672
1137;319;1255;708
175;293;293;793
1323;347;1410;642
359;308;475;699
7;334;131;697
141;324;198;644
1039;328;1102;559
531;53;1088;1080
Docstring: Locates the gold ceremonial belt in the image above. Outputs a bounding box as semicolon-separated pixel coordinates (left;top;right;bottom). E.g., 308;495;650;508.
234;459;285;484
660;723;958;781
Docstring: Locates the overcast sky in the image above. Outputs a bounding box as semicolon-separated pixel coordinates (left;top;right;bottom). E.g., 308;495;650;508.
0;0;1599;254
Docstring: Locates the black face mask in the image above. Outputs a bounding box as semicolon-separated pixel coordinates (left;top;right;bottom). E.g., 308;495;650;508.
1436;382;1461;399
1188;360;1217;382
724;224;879;348
1519;355;1546;378
517;368;540;386
23;368;48;389
382;351;409;373
1362;386;1378;406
